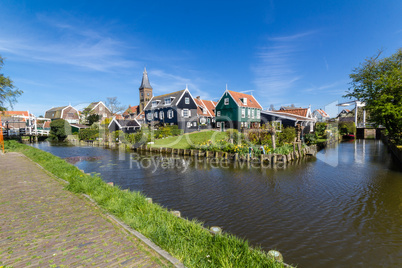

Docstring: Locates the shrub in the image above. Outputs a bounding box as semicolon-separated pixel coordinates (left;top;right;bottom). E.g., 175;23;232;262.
278;127;296;145
49;119;71;141
304;133;316;145
226;129;244;144
315;122;327;137
338;122;356;135
79;129;99;141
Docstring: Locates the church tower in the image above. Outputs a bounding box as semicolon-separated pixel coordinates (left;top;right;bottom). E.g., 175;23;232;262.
139;67;153;113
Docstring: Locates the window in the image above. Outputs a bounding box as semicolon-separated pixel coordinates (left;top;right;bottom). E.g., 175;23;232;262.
242;98;247;105
193;122;197;126
241;108;245;118
247;109;251;118
182;109;190;118
168;109;174;119
187;122;191;128
251;109;255;119
185;97;190;104
154;112;158;119
141;93;144;97
100;106;103;111
217;111;221;116
147;113;153;120
164;97;171;105
203;108;207;114
256;110;260;119
224;98;229;105
217;122;221;127
200;117;206;124
68;113;74;117
152;101;158;107
159;111;164;119
147;93;150;96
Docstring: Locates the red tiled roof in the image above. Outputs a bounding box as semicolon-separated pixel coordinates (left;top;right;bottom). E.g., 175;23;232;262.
277;108;308;117
194;98;217;117
316;109;329;118
43;121;51;128
227;90;262;109
0;111;30;122
135;111;145;120
123;105;139;116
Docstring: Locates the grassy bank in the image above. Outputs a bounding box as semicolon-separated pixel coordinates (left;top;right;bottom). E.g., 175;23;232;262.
150;130;227;149
4;140;284;268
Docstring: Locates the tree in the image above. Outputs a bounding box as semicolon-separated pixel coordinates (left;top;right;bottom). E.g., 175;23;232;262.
0;55;23;111
87;114;100;125
344;49;402;143
105;97;125;115
49;119;71;141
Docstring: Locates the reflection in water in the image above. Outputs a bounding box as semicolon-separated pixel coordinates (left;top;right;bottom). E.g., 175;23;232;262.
30;140;402;267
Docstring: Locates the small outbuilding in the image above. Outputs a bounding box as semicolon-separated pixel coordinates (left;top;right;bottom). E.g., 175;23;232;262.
108;118;141;134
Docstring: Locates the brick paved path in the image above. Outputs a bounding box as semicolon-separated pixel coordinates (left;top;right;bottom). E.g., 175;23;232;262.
0;152;169;267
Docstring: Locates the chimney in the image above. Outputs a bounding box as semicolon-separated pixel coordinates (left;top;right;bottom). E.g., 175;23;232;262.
196;96;200;100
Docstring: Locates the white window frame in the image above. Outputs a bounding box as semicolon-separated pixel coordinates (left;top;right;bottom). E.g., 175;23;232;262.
154;112;158;119
168;109;173;119
251;109;255;119
152;101;158;107
256;110;260;119
217;111;221;116
182;109;189;118
147;113;153;120
217;122;221;127
187;122;191;128
247;109;251;118
241;108;245;118
164;97;172;105
185;97;190;104
193;122;197;126
224;98;229;105
203;108;207;114
159;111;164;119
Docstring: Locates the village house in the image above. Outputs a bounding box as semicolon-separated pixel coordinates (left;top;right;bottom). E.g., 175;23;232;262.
273;105;315;132
194;96;217;129
144;87;198;133
122;105;140;120
44;105;79;124
108;118;141;134
83;101;112;122
313;109;330;122
215;89;263;131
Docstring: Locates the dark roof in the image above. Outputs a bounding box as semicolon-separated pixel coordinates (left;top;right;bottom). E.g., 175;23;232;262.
70;124;89;129
144;89;187;110
139;67;153;90
116;119;140;128
46;106;68;112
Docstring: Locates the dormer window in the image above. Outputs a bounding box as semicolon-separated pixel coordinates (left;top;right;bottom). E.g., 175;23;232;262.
203;108;207;114
241;98;247;105
224;98;229;105
152;100;160;107
164;97;172;105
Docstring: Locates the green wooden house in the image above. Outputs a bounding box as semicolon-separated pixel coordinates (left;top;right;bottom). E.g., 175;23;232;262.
215;89;263;131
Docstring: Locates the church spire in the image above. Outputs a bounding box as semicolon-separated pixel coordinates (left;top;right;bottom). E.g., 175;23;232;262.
139;67;153;90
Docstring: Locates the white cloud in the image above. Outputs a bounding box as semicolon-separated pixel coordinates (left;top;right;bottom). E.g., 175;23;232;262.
0;15;138;72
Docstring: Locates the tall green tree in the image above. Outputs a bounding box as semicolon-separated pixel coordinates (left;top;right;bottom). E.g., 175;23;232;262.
49;119;71;141
344;49;402;143
0;55;23;111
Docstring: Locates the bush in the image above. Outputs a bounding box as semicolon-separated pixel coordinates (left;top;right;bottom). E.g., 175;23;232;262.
315;122;327;137
304;133;316;145
338;122;356;135
226;129;244;144
79;129;99;141
278;127;296;145
49;119;71;141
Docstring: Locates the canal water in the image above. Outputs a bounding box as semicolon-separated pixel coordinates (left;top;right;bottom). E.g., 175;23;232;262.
30;140;402;267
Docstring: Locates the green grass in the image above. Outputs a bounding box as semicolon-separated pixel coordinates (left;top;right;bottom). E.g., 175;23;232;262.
4;140;285;268
150;130;227;149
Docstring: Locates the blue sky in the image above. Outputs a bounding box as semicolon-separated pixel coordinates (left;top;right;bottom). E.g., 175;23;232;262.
1;0;401;117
